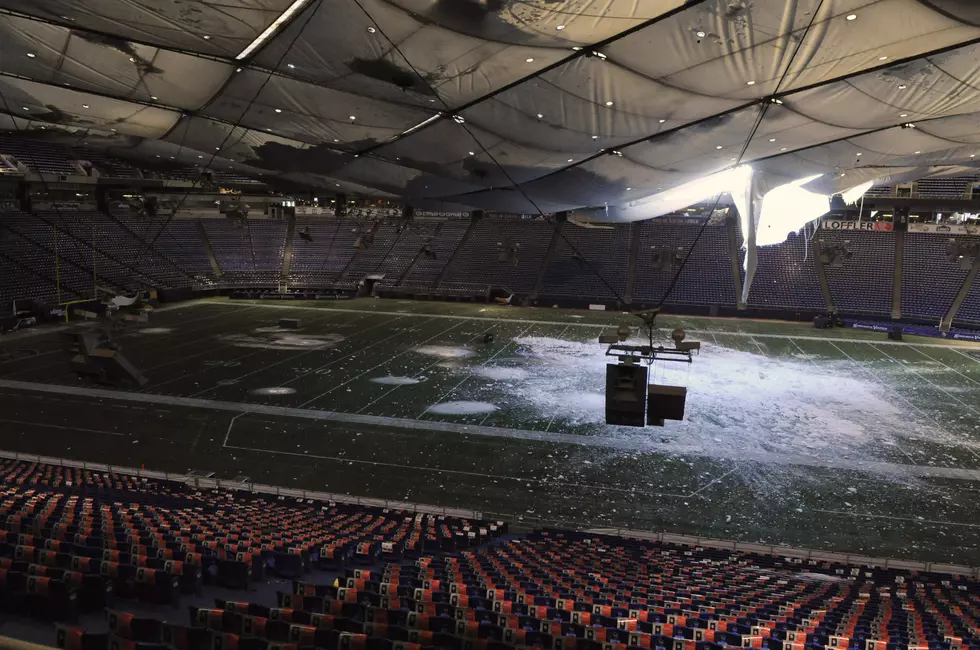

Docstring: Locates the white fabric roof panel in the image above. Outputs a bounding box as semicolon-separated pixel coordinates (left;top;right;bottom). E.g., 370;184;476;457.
0;76;180;138
0;0;293;57
203;70;436;147
1;0;979;210
608;0;980;100
0;14;234;110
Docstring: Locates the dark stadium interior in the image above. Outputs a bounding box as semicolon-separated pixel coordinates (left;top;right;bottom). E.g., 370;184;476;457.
1;1;980;650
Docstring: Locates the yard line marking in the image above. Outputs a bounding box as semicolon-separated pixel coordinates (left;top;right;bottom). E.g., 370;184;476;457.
871;344;980;417
792;339;919;465
0;418;125;437
223;412;248;447
356;320;505;415
541;325;573;432
910;347;980;388
824;340;980;463
296;319;468;408
139;308;347;374
3;378;980;481
419;322;532;419
221;442;692;499
951;347;980;368
747;335;767;356
810;509;980;529
187;313;402;397
688;466;739;497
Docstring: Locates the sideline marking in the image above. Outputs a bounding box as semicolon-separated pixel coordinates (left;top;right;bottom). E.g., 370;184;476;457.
0;418;125;437
2;378;979;481
810;509;979;529
192;301;980;349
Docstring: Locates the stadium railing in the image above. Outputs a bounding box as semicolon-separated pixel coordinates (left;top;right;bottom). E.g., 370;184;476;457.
1;449;976;578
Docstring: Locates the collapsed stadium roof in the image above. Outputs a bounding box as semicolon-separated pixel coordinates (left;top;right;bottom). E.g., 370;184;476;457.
0;0;979;215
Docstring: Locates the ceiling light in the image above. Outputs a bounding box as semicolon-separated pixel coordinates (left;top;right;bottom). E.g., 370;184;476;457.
592;135;598;140
336;183;340;187
287;63;295;69
900;113;908;117
26;53;36;58
856;152;862;156
592;51;607;60
770;97;784;105
111;128;117;132
129;57;136;62
236;0;314;60
215;147;220;150
626;187;631;191
526;58;534;63
452;115;465;124
22;106;29;111
730;157;736;161
203;35;211;40
914;151;921;154
567;158;574;162
334;138;339;142
879;56;888;61
696;31;706;37
155;155;161;158
536;113;543;119
716;145;723;149
781;147;786;151
659;119;666;123
611;150;622;156
349;115;356;120
367;26;376;33
266;128;272;131
556;25;565;30
572;46;583;51
468;151;475;156
170;156;175;159
898;84;907;89
198;155;204;158
605;101;613;106
275;108;282;113
746;81;755;86
846;14;857;20
82;104;90;108
769;138;776;142
971;154;976;158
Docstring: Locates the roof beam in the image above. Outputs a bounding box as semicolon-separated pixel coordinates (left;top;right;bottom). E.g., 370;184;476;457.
235;0;316;61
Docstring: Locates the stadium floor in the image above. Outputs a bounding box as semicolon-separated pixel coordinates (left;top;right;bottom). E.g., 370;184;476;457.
1;298;979;565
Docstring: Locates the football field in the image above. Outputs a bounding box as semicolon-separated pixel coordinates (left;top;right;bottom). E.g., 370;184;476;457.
1;298;979;565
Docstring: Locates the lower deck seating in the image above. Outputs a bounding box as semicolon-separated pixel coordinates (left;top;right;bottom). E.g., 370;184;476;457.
904;234;977;321
540;224;631;302
439;218;553;295
632;220;735;306
0;459;503;629
746;232;825;311
62;531;976;650
821;231;894;316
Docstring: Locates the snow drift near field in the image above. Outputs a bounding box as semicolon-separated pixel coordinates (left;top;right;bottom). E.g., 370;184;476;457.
487;335;957;463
